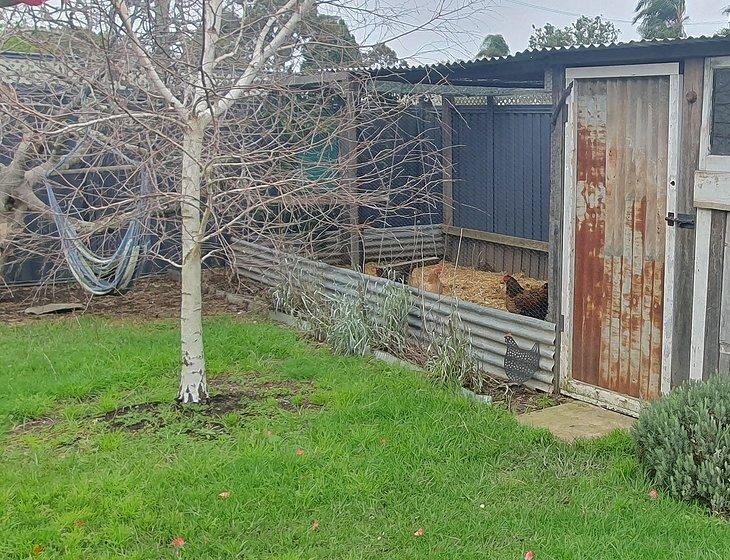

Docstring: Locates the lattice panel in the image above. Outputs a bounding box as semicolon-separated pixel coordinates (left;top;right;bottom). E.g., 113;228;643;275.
453;96;489;106
493;92;552;106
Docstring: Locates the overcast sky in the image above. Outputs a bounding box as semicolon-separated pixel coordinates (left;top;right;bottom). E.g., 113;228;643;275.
353;0;730;64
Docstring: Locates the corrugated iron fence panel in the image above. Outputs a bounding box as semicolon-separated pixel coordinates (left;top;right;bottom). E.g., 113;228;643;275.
451;105;550;241
232;240;556;392
269;225;443;266
362;225;443;263
492;106;551;241
447;104;551;278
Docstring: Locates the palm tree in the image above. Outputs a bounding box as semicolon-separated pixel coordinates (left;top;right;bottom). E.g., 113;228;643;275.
633;0;687;40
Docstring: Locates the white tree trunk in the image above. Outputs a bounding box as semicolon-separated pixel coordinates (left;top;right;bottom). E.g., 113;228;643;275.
178;121;208;403
0;213;12;279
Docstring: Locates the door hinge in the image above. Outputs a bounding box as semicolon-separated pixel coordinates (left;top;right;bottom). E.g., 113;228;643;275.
665;212;695;229
558;314;565;332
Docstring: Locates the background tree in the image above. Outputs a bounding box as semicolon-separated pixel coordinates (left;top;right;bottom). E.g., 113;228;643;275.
300;13;361;71
633;0;687;40
0;0;446;403
528;16;619;49
719;6;730;37
363;42;400;67
475;34;509;59
528;23;572;49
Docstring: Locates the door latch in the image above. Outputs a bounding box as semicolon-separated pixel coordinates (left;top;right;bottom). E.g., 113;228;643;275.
665;212;695;229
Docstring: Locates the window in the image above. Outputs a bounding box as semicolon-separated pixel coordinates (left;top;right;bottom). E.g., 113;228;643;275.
710;68;730;156
700;57;730;172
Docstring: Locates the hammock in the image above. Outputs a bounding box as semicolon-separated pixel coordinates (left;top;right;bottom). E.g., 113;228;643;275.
43;143;151;295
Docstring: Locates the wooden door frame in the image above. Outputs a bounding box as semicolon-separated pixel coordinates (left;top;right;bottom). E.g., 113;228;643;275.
690;55;730;378
560;63;682;415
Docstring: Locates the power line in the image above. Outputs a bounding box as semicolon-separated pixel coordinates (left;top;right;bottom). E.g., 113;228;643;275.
499;0;726;27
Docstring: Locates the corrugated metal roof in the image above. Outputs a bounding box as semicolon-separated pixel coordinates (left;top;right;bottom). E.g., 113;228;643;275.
370;35;730;74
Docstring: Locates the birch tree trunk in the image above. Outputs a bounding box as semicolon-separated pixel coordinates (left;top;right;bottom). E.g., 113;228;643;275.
178;120;208;403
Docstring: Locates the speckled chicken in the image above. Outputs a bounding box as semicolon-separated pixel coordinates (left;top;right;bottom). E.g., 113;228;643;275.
500;275;548;320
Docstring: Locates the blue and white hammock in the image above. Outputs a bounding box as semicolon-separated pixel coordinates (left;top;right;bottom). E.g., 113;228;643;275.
43;144;151;295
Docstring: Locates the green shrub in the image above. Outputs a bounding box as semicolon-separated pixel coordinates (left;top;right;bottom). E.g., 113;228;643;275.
271;268;330;340
370;280;412;356
633;374;730;514
425;313;484;392
326;291;371;356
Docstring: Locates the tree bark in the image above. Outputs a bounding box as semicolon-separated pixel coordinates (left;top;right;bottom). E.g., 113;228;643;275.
178;121;208;403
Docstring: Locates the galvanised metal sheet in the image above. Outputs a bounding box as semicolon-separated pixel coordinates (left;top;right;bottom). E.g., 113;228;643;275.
233;240;557;392
571;77;669;400
362;225;443;262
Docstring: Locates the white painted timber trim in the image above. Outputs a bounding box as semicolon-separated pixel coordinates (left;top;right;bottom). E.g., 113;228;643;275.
694;171;730;211
720;222;730;372
689;208;713;380
565;62;679;85
699;56;730;173
562;380;643;417
661;73;682;395
559;87;577;392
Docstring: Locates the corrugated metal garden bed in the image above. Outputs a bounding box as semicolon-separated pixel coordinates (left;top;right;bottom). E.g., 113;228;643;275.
233;240;557;393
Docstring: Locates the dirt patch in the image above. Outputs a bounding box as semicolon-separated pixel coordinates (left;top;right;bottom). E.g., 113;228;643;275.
1;268;251;325
101;377;319;438
468;376;569;415
10;417;57;436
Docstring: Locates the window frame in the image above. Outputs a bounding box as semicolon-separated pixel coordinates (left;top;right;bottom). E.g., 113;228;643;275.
700;56;730;172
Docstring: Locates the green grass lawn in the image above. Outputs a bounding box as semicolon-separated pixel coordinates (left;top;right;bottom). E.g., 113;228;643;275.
0;316;728;559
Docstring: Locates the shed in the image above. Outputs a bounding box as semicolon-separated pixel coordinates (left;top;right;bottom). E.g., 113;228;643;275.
367;37;730;415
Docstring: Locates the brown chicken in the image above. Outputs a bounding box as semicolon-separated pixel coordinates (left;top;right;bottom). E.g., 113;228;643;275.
409;264;444;294
501;275;548;320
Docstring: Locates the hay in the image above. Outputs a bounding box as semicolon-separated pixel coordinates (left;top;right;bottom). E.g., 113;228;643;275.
363;261;545;311
415;262;545;311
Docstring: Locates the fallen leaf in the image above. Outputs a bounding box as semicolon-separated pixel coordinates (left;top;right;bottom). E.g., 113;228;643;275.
171;537;186;548
524;551;535;560
311;520;320;531
295;448;305;456
479;503;485;509
74;519;86;528
265;429;273;437
218;491;231;499
32;545;44;556
648;489;659;500
413;527;425;537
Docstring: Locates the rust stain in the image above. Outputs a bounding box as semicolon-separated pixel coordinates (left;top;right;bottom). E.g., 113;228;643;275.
648;265;665;400
572;116;607;388
572;78;666;402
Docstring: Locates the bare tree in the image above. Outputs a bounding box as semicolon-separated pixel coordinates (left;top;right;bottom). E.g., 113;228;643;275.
0;1;452;402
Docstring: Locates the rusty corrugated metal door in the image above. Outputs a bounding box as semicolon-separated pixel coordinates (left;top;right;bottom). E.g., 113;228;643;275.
572;77;669;400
